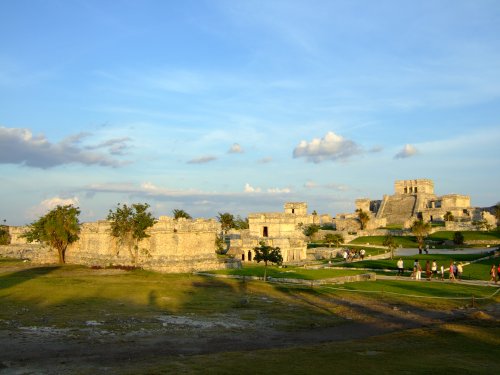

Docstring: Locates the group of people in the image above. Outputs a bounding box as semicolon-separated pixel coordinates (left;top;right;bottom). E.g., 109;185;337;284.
396;258;464;281
342;248;366;262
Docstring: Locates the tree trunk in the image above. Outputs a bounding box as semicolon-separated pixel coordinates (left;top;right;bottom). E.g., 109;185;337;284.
263;261;268;281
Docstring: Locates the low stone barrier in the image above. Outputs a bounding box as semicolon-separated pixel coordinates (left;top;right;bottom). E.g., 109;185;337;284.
195;272;376;286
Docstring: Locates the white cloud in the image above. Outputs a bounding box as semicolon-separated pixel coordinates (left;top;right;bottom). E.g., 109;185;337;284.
293;131;361;163
0;126;129;168
244;183;261;193
394;144;419;159
228;143;244;154
28;196;80;219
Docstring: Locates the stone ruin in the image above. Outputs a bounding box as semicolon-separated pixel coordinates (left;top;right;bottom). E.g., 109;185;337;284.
1;216;238;273
227;202;320;263
335;178;496;230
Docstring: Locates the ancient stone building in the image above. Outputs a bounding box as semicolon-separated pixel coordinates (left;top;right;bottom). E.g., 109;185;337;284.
336;178;493;229
1;217;237;272
227;202;317;263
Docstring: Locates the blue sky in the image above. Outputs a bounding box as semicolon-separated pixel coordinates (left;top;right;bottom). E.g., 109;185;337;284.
1;0;499;225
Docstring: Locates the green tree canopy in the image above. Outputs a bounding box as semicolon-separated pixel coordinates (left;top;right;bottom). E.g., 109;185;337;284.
453;231;465;245
0;225;10;245
217;212;235;235
411;219;431;249
356;209;370;230
107;203;157;266
253;241;283;281
443;211;454;222
172;209;192;220
303;224;320;242
324;233;344;247
22;205;81;264
233;215;249;230
383;234;397;260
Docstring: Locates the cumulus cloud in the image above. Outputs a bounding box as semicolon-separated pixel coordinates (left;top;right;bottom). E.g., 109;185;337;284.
293;131;361;163
187;155;217;164
28;196;80;219
0;126;130;168
244;183;290;194
244;183;261;193
394;144;419;159
228;143;244;154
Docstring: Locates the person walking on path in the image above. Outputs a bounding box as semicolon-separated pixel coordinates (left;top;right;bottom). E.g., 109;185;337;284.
440;264;444;281
416;261;422;281
431;260;437;279
397;258;404;277
425;260;431;281
449;261;456;282
457;262;463;280
490;264;497;284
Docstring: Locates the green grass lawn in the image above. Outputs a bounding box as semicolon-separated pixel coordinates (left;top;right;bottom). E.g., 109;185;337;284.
429;230;500;242
335;252;495;278
349;235;419;248
208;263;368;280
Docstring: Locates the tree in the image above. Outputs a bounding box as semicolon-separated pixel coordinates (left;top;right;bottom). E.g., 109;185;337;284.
443;211;454;222
324;233;344;248
356;209;370;230
383;234;397;260
411;219;431;252
303;224;320;242
233;215;249;230
107;203;157;266
494;202;500;225
22;205;80;264
217;212;235;239
253;241;283;281
0;224;11;245
453;231;464;245
172;209;192;220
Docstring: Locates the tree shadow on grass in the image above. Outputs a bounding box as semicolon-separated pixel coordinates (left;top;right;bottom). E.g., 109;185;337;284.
0;266;60;290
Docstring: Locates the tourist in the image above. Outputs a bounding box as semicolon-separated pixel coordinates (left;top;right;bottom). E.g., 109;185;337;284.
425;260;431;280
425;244;429;254
360;248;366;260
416;261;422;281
490;264;497;283
449;261;456;282
343;249;348;262
440;264;444;281
457;262;463;280
431;260;437;279
397;258;404;276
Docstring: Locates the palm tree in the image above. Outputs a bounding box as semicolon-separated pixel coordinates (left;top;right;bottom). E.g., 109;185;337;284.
172;209;192;220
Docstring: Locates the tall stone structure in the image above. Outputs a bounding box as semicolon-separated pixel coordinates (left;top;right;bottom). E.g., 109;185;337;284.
227;202;317;263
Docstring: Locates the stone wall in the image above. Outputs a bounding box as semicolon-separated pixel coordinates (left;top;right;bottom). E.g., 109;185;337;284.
1;217;239;273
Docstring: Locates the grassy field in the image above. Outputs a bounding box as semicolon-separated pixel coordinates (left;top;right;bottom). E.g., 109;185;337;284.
334;252;497;280
1;258;499;374
349;230;500;249
208;263;368;279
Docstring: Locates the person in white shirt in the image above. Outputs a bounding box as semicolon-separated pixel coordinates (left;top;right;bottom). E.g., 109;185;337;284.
397;258;404;276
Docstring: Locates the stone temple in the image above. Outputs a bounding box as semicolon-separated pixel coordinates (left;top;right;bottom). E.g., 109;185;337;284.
337;178;495;230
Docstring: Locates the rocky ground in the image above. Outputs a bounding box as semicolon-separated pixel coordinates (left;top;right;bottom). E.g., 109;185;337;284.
1;294;498;375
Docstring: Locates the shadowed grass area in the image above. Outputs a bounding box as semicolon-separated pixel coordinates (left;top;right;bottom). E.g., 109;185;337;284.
132;320;500;375
349;235;418;247
429;230;500;242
